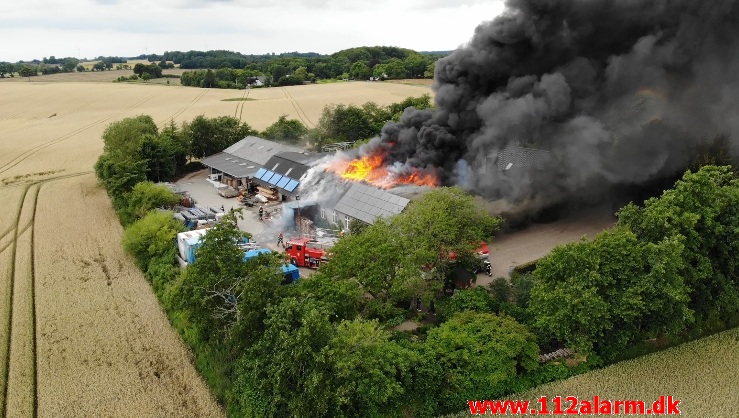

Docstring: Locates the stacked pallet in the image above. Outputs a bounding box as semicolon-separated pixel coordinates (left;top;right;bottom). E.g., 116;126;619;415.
296;216;316;235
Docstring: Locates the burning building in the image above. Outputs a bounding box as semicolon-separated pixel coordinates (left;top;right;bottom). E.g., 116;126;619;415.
305;0;739;215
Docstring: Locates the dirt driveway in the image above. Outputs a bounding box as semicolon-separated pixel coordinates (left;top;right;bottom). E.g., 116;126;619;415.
478;205;616;287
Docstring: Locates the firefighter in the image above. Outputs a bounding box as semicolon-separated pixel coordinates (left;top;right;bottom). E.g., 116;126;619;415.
277;232;284;248
258;206;264;221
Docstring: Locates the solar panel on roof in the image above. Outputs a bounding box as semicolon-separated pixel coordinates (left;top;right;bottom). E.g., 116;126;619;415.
261;170;275;181
268;174;283;186
276;177;290;188
285;179;299;192
254;168;267;179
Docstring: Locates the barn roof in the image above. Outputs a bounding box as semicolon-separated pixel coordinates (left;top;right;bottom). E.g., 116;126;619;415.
333;182;410;225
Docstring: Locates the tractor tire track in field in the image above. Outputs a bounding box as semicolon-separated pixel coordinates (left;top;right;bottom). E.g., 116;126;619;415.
0;92;162;176
0;171;91;417
234;89;249;122
281;88;315;128
2;100;95;135
160;88;210;126
0;91;68;123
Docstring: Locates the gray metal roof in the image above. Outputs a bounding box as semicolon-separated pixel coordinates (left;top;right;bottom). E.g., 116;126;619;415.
262;154;311;181
201;152;261;178
223;136;306;166
496;145;552;170
333;183;410;225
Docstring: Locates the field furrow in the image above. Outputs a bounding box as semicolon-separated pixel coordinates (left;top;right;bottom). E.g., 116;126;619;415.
5;228;35;418
35;175;224;417
0;249;13;416
2;183;39;418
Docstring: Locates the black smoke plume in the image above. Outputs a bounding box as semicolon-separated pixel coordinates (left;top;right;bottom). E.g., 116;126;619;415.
369;0;739;207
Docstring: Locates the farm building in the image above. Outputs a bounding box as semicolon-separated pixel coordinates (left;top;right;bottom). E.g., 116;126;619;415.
250;152;325;201
330;182;410;228
283;182;411;233
200;136;309;191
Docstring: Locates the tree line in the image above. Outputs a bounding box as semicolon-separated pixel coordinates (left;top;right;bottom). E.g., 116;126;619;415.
148;46;443;78
174;46;444;89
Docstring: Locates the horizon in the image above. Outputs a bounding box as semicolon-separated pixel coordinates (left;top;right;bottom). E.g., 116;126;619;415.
0;0;505;63
7;46;456;64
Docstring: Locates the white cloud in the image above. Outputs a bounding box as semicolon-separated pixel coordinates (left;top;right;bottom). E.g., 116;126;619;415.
0;0;505;61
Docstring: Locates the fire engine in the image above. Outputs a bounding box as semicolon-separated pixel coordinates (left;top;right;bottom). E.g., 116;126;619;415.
284;237;333;268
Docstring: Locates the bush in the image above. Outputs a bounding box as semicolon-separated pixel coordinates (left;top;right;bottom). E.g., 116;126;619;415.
366;299;406;322
122;210;184;272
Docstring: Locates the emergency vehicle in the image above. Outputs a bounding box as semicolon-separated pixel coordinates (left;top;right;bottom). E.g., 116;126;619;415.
284;237;333;268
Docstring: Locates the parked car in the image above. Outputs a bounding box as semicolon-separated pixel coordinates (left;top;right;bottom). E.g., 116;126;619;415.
218;187;239;198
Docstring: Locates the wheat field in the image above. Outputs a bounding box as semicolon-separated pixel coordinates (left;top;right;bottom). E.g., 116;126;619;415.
0;76;431;416
445;327;739;418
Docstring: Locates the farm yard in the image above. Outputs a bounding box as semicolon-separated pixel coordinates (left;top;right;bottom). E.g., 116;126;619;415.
0;76;431;416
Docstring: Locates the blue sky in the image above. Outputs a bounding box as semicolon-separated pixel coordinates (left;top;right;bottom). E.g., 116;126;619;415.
1;0;505;62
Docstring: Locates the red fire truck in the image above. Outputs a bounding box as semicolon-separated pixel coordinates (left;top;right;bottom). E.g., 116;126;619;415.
284;237;333;268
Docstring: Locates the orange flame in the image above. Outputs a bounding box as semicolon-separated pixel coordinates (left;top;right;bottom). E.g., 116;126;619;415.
325;152;438;189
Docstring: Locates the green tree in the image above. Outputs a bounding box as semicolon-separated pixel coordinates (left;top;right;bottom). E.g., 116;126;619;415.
314;103;377;146
184;115;257;159
236;297;337;417
388;94;433;121
270;65;289;82
350;61;372;80
404;53;428;78
361;102;392;133
101;115;159;155
76;65;85;72
435;286;495;322
94;154;148;209
320;218;416;305
175;210;252;340
294;273;364;321
372;64;387;80
261;114;307;143
62;58;79;72
384;58;409;79
617;165;739;328
418;312;539;414
159;119;191;173
18;65;36;78
200;69;218;88
320;319;417;417
393;187;500;281
529;227;690;359
139;134;177;182
0;62;13;77
118;181;181;225
122;210;184;272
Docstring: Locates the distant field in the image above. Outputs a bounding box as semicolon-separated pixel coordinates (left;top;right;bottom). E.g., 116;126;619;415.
0;75;431;415
444;327;739;418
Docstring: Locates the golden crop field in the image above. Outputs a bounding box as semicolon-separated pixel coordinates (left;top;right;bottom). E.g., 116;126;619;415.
445;327;739;418
0;75;431;416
